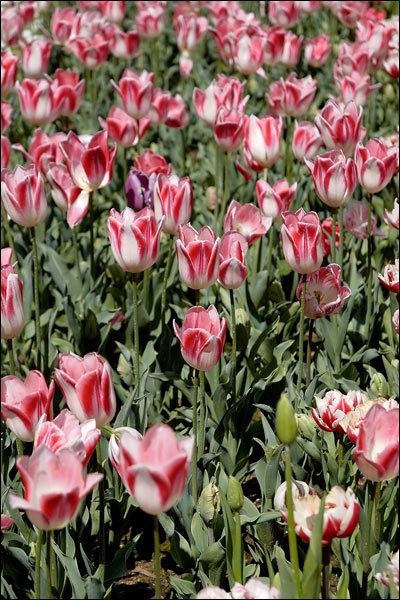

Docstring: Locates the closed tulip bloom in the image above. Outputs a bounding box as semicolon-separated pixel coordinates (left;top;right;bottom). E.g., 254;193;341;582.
305;150;357;208
268;1;301;28
51;69;85;116
1;371;54;441
315;99;365;157
267;74;317;118
16;78;65;125
21;39;52;79
99;106;139;148
256;178;297;220
1;263;24;341
280;31;303;68
378;260;399;294
112;69;154;120
214;106;245;153
108;207;163;272
136;5;166;38
33;409;101;468
175;13;208;53
285;486;360;545
8;446;102;530
296;264;351;319
116;423;192;514
340;398;398;444
102;0;126;23
193;75;247;126
304;35;332;67
108;27;140;59
148;88;171;125
224;200;272;245
343;200;381;239
335;1;368;28
125;169;155;211
218;232;248;289
244;115;283;170
47;163;90;229
54;353;116;427
173;305;227;371
292;120;322;162
108;426;142;471
60;130;117;192
135;149;171;177
281;208;323;274
1;50;19;97
50;7;76;44
1;136;11;169
336;72;380;107
355;139;398;194
176;224;220;289
353;403;399;481
311;389;366;434
1;165;48;227
67;34;109;69
263;26;286;66
153;174;193;234
234;33;266;75
1;101;12;133
383;198;399;230
164;94;190;129
13;129;66;175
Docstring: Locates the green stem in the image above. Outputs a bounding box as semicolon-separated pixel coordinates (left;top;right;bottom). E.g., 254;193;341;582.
331;210;337;263
1;203;16;259
214;145;221;230
285;119;292;183
161;237;174;327
16;438;24;457
219;152;229;231
72;227;81;279
266;225;274;290
297;276;307;395
232;511;244;584
180;128;186;174
374;481;382;548
46;531;53;599
365;203;373;339
361;483;374;597
229;289;237;404
90;69;97;132
132;278;140;393
195;289;200;306
191;370;199;503
89;191;94;282
32;228;42;371
96;443;105;584
7;339;15;375
198;370;206;457
322;544;331;600
35;529;43;600
306;319;314;388
153;515;161;599
338;205;344;270
284;446;302;597
151;38;160;86
142;269;149;313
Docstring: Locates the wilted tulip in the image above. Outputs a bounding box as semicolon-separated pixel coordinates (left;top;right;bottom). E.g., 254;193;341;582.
176;224;220;290
256;178;297;220
280;208;323;274
153;174;193;234
305;150;357;208
224;201;272;245
1;165;48;227
297;264;351;319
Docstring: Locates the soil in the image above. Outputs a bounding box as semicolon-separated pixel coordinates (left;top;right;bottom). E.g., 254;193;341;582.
112;560;173;599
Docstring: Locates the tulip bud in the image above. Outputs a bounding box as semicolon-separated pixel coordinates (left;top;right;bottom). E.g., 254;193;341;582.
384;83;395;101
235;308;251;351
198;482;220;524
370;374;388;398
296;413;317;441
276;393;297;445
227;475;244;512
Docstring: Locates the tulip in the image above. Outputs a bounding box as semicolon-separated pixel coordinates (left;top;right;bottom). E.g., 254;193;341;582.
244;115;283;170
311;389;367;434
102;0;126;23
383;198;399;230
16;78;65;125
280;31;303;68
175;224;220;290
164;94;189;129
378;260;399;294
274;480;313;511
13;130;67;177
21;39;52;79
393;309;399;335
268;1;301;28
1;101;12;133
54;352;116;427
193;75;247;126
1;7;24;46
148;88;171;125
1;136;11;169
340;398;398;444
173;305;227;372
1;50;19;97
175;13;208;53
1;515;13;530
292;120;322;162
47;163;90;228
136;5;166;38
263;26;286;66
304;35;332;67
107;207;164;273
234;33;266;75
218;232;248;289
116;423;192;514
213;106;245;153
1;371;54;441
50;7;76;44
335;1;368;28
297;264;351;319
108;27;140;59
67;34;109;69
198;580;280;599
256;178;297;221
267;74;317;118
8;446;102;530
99;106;140;148
356;17;394;62
336;72;380;107
108;426;142;471
384;44;399;79
315;99;365;157
124;169;155;211
153;174;193;234
355;139;398;194
112;69;154;120
334;41;370;80
1;165;48;227
305;150;357;208
321;217;340;257
284;486;360;545
1;248;12;267
134;149;171;176
1;263;24;341
51;69;85;116
343;200;381;239
60;130;116;192
299;1;322;13
376;551;400;592
179;54;193;80
281;208;323;274
224;200;272;245
353;403;399;481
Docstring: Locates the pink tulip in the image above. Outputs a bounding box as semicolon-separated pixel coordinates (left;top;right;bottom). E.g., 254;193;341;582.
1;515;13;530
60;130;116;192
341;398;398;444
299;1;322;13
179;54;193;80
54;352;116;427
383;198;399;230
33;409;101;468
12;129;66;176
280;31;303;68
243;115;283;170
304;35;332;67
356;17;394;63
224;200;272;245
99;106;140;148
378;260;399;294
234;33;266;75
136;5;166;38
153;174;193;234
21;39;52;79
336;72;380;107
355;138;397;194
292;120;322;162
134;149;171;177
281;208;323;274
376;551;400;593
321;217;340;257
115;423;192;514
335;1;368;28
198;579;279;599
311;389;367;434
8;446;102;530
1;263;24;341
1;50;19;97
102;0;126;23
50;7;76;43
393;309;400;335
165;94;189;129
1;371;54;441
1;165;48;227
1;136;11;169
47;163;90;229
315;99;365;157
175;224;220;290
353;403;399;481
173;305;227;371
267;74;317;118
343;200;381;240
1;7;24;46
16;78;65;125
213;106;245;153
51;69;85;116
175;13;208;53
107;207;164;273
218;232;248;289
305;150;357;208
268;1;301;28
108;27;140;59
334;41;370;79
1;101;12;133
67;34;109;69
147;88;170;125
193;75;247;126
384;40;399;79
1;248;12;267
112;69;154;120
108;426;142;471
297;264;351;319
256;178;297;220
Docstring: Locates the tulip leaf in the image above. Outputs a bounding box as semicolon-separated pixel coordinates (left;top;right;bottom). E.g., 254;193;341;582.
275;546;299;599
170;532;195;570
51;541;86;599
301;495;326;599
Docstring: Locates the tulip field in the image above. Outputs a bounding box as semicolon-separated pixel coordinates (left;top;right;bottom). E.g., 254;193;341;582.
1;1;400;599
